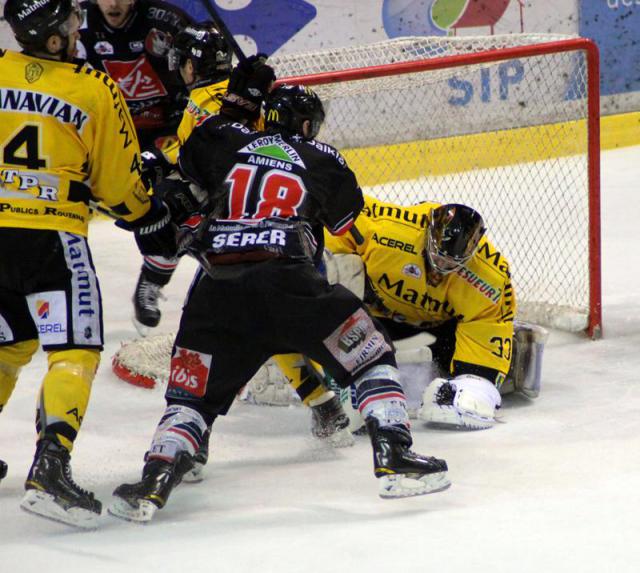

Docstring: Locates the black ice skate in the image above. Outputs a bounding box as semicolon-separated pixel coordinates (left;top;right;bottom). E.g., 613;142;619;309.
366;417;450;498
132;273;164;335
182;427;211;483
310;393;354;447
21;439;102;529
0;458;7;481
108;451;194;523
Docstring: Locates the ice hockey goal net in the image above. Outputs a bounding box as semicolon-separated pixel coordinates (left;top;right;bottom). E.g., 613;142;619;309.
112;34;602;390
271;34;602;338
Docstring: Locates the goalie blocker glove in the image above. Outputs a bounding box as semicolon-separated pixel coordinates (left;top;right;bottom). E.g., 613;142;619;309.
221;54;276;122
117;197;177;258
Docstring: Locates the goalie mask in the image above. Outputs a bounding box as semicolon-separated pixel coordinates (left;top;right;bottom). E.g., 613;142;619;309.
4;0;84;54
425;204;486;275
168;23;232;82
264;84;325;140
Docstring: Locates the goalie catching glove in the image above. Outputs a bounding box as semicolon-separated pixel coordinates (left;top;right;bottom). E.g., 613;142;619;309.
221;54;276;122
418;374;501;430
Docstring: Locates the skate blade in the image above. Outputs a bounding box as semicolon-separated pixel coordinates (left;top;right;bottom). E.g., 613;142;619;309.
182;463;205;484
325;428;355;448
378;471;451;499
108;496;158;523
131;316;155;338
20;489;101;529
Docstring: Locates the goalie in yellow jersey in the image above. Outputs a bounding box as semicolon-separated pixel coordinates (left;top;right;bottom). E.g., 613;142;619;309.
0;0;177;528
325;196;523;430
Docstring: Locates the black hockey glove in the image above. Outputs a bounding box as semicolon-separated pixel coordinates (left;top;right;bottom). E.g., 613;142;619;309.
221;54;276;122
140;146;173;190
117;197;177;258
161;179;207;225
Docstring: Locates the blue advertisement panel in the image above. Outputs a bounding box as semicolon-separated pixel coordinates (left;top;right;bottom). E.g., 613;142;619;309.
579;0;640;96
166;0;316;55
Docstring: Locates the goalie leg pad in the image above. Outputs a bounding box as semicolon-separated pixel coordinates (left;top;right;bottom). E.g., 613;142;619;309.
418;375;501;430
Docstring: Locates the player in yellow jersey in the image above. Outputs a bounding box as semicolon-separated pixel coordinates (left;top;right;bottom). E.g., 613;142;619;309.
0;0;177;528
325;196;517;430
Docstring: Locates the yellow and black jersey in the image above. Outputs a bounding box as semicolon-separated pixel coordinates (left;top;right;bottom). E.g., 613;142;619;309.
163;79;228;165
0;50;150;236
325;195;516;377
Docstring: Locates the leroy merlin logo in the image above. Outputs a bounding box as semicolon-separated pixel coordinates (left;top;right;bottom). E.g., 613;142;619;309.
239;134;306;168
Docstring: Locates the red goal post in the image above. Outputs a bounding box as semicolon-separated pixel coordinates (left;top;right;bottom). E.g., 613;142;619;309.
271;35;602;338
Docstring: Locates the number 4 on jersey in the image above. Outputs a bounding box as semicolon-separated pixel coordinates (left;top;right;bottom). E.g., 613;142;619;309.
226;165;306;219
2;125;47;170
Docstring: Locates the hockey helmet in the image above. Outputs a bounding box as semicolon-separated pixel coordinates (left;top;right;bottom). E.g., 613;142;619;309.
264;84;325;140
168;22;232;81
4;0;83;51
425;204;486;274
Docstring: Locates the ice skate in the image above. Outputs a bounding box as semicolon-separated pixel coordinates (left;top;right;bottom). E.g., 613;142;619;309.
182;428;211;483
132;273;165;336
108;451;194;523
310;392;355;447
366;417;450;498
21;440;102;529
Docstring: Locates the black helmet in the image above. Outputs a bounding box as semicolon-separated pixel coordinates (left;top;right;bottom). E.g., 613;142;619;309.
425;204;486;274
4;0;82;51
168;22;232;82
264;84;325;140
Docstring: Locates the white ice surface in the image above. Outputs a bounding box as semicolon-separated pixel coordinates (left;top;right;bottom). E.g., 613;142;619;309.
1;146;640;573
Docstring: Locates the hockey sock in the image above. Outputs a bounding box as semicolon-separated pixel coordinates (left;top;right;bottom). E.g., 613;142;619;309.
353;365;410;429
274;354;327;405
37;349;100;451
0;339;39;409
147;405;208;462
142;257;178;286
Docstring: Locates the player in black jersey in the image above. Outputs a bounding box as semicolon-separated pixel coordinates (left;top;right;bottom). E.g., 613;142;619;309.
108;77;450;522
78;0;193;148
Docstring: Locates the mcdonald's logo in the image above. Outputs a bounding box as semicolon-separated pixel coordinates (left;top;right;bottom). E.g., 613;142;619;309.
267;109;280;122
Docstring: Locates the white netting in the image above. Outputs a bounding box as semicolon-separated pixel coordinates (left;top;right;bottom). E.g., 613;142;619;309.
271;35;598;333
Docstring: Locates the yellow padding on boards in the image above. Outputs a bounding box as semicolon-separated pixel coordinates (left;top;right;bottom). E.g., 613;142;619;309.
341;111;640;186
273;354;327;405
39;349;100;451
0;339;39;407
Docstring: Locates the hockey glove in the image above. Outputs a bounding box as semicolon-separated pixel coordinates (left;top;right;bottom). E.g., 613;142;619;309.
161;179;208;225
140;146;173;190
221;54;276;122
117;197;177;258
